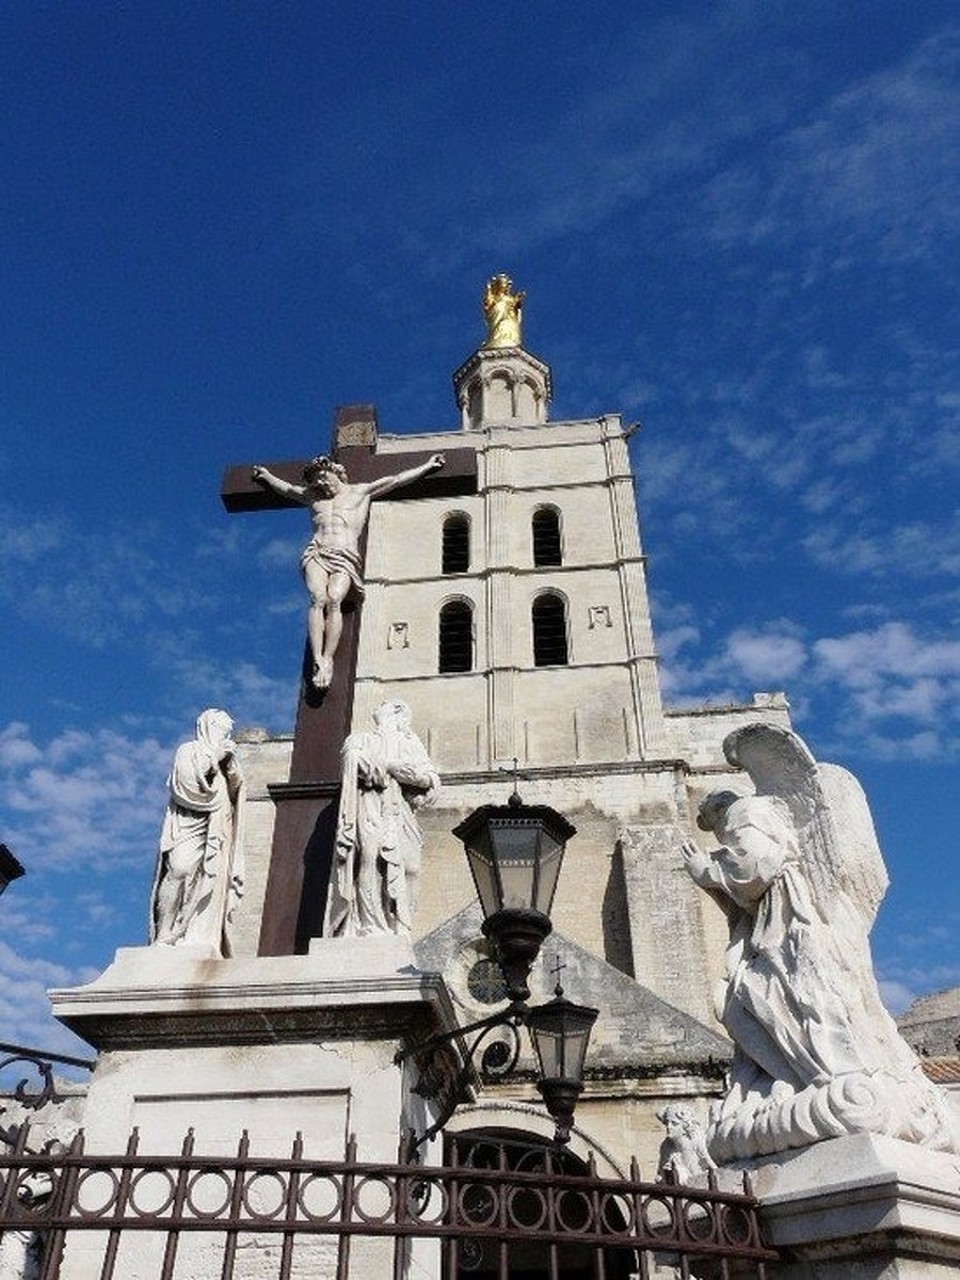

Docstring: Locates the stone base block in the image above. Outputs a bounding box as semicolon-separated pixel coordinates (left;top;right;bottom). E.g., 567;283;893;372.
750;1133;960;1278
48;942;456;1162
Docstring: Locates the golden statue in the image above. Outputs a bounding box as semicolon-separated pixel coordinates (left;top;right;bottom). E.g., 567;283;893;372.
482;273;525;348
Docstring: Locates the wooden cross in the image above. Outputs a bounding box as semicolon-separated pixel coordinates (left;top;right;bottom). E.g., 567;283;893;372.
222;404;477;954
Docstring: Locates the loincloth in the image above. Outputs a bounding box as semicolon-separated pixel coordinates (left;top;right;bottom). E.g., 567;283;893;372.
300;541;365;599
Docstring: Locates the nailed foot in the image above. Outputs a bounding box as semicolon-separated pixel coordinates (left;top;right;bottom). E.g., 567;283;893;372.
312;656;334;690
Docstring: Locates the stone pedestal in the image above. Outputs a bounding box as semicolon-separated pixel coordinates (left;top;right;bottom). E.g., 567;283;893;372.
49;936;456;1278
751;1133;960;1278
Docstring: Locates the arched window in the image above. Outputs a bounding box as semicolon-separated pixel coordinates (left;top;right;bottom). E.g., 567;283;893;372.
532;507;562;566
442;513;470;574
532;592;568;667
439;599;473;673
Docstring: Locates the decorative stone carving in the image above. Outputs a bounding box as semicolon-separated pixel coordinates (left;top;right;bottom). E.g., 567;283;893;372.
482;273;525;349
587;605;612;630
252;452;444;690
387;621;410;650
149;709;245;957
323;700;439;939
680;723;960;1162
656;1104;715;1183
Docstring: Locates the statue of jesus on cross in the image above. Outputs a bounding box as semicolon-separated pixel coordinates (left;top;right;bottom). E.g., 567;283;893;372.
252;451;445;690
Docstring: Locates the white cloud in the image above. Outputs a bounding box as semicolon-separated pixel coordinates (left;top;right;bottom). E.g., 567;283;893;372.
0;509;220;647
803;519;960;579
724;626;807;684
813;622;960;687
703;28;960;266
659;618;960;757
0;516;65;563
0;935;100;1055
0;723;169;873
0;723;43;769
159;655;294;732
878;978;920;1017
259;537;301;568
877;953;960;1020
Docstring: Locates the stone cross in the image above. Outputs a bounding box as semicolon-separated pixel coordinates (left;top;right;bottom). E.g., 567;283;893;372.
222;404;476;954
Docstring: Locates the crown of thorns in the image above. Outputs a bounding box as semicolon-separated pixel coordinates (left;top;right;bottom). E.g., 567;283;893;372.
302;455;347;483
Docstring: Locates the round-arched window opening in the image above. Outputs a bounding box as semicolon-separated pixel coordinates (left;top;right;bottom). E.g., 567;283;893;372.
532;593;569;667
439;599;474;673
532;507;562;567
442;513;470;575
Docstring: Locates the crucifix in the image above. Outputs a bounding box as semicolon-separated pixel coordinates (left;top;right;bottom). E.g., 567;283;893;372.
221;404;477;954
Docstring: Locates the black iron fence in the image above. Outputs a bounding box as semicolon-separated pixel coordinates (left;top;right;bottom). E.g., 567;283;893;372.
0;1123;775;1280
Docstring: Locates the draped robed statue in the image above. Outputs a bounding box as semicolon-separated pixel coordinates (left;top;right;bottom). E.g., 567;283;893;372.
150;709;245;957
323;700;439;939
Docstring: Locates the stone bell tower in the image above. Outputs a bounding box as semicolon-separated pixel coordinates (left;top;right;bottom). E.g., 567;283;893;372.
353;285;670;772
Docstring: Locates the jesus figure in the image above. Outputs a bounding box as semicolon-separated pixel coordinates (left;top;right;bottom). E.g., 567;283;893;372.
252;452;444;690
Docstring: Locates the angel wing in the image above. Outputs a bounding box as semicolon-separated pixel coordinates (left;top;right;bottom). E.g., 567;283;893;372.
722;723;888;928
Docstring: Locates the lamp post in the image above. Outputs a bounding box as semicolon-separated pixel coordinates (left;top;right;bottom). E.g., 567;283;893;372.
453;793;575;1002
527;989;599;1145
0;844;24;898
398;794;597;1147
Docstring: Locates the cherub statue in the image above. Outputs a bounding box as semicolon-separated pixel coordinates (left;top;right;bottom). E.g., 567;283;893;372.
656;1104;715;1184
680;723;960;1163
482;273;525;348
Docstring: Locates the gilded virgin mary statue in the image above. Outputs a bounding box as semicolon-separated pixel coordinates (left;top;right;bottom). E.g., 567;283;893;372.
482;274;525;348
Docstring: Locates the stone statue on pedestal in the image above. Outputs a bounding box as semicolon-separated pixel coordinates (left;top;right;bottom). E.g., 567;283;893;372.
150;709;245;957
323;700;439;939
252;453;445;691
482;273;525;349
680;723;960;1163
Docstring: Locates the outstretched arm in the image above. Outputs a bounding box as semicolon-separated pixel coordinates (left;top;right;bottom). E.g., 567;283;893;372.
365;453;445;499
252;465;308;503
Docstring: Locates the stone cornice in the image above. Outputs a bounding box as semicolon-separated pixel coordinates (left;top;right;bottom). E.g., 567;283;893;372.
363;555;648;588
268;758;690;800
50;944;459;1053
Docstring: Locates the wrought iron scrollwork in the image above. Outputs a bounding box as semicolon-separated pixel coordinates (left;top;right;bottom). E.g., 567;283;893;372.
0;1042;94;1150
402;1008;525;1152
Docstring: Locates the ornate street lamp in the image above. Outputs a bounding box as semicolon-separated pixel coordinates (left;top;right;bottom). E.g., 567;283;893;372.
398;795;597;1148
0;844;24;898
527;988;599;1144
453;794;575;1002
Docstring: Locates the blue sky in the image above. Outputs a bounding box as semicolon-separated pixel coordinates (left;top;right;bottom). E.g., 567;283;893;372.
1;1;958;1058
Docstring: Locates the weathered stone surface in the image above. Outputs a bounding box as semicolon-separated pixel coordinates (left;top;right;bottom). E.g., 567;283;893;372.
416;902;730;1077
899;987;960;1058
752;1133;960;1278
49;940;451;1052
